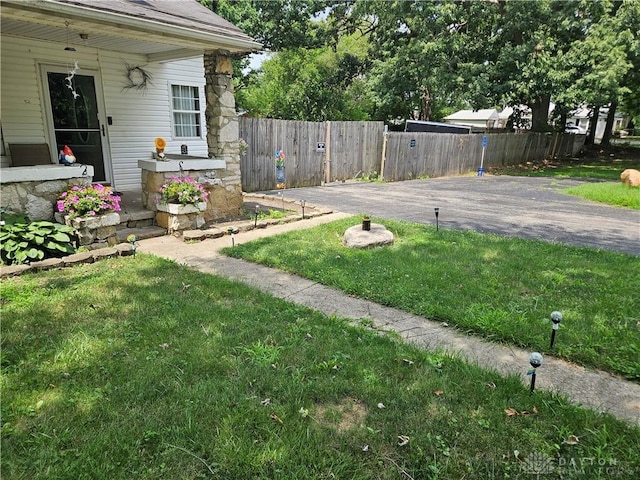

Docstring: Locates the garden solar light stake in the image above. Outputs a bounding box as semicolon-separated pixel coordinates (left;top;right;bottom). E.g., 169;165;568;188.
434;207;439;231
127;234;136;257
550;311;563;348
228;227;235;247
254;205;260;227
301;200;306;219
528;352;543;394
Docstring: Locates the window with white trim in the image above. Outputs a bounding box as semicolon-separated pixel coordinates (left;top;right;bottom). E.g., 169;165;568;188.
171;85;201;137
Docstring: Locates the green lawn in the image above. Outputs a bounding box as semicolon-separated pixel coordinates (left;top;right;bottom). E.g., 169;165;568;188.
223;218;640;381
2;256;639;479
489;157;639;181
564;182;640;209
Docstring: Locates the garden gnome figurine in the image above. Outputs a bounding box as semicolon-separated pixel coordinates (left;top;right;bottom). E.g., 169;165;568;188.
59;145;76;165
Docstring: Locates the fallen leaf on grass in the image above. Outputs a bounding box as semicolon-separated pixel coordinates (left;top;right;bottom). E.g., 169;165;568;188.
377;403;386;409
563;435;580;445
362;444;370;452
260;398;271;406
505;408;519;417
397;435;410;446
270;413;283;424
485;382;496;389
433;390;444;396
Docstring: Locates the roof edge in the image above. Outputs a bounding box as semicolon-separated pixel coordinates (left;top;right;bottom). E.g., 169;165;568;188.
5;0;262;53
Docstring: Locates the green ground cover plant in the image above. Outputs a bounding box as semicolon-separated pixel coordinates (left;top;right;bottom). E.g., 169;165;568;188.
0;221;77;265
1;256;639;479
223;218;640;381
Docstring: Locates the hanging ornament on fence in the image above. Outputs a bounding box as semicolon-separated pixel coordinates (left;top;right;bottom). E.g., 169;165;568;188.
275;149;286;189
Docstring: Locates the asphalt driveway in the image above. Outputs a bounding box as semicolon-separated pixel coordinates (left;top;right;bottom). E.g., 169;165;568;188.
262;176;639;255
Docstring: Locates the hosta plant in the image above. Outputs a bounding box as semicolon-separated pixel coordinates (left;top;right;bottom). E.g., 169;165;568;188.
0;221;77;265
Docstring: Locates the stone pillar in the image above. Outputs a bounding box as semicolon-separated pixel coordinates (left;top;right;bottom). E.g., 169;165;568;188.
204;51;243;218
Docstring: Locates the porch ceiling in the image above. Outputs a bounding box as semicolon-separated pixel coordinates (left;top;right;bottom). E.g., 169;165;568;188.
1;0;261;62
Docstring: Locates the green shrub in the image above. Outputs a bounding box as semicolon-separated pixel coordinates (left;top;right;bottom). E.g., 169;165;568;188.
0;221;77;265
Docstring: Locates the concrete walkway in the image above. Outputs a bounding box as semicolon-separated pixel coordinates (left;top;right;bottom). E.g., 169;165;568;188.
138;212;640;426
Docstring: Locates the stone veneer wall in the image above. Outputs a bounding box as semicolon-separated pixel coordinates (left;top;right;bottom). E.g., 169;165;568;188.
204;52;243;219
141;168;234;222
0;177;92;221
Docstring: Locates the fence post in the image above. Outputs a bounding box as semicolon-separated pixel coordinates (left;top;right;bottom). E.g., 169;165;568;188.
379;124;388;181
324;121;331;183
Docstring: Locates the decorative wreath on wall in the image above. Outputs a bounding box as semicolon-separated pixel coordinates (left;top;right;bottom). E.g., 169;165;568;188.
122;61;153;92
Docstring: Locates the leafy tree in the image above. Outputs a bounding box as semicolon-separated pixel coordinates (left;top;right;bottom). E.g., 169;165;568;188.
616;0;640;137
208;0;639;138
237;35;372;120
203;0;335;50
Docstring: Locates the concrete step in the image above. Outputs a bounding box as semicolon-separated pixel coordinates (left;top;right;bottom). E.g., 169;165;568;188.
116;225;166;243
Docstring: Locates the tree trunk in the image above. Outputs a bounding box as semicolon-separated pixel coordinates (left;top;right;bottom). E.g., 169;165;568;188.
600;101;617;147
585;105;600;146
419;85;432;121
530;95;550;132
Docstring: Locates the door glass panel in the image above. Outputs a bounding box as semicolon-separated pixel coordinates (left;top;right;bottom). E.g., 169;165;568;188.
47;72;105;182
48;73;99;129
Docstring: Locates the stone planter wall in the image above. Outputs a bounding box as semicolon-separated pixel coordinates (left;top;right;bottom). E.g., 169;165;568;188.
54;211;121;247
203;183;243;222
1;177;92;221
156;202;206;234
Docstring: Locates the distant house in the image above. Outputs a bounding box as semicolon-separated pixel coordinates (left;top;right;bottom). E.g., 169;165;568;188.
566;105;630;142
443;109;502;129
1;0;261;219
444;104;628;142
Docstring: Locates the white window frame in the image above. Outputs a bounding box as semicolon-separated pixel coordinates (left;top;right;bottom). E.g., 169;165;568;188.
170;84;203;139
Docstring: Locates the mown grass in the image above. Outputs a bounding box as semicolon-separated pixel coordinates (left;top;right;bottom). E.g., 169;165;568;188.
490;157;638;181
223;218;640;381
564;182;640;209
526;159;638;180
2;255;639;479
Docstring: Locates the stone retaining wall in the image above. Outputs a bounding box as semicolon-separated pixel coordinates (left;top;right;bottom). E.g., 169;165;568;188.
0;242;136;278
1;177;91;221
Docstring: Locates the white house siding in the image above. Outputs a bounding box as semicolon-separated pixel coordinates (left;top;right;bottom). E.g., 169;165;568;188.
0;35;68;167
1;35;209;190
99;52;209;190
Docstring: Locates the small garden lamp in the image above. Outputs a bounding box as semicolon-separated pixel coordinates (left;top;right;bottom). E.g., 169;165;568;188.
126;234;137;257
434;207;440;231
301;200;306;219
528;352;543;394
227;226;235;247
254;204;260;227
549;311;562;348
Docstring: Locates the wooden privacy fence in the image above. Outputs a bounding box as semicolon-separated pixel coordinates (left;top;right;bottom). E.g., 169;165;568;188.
239;118;384;192
382;131;585;181
239;117;585;191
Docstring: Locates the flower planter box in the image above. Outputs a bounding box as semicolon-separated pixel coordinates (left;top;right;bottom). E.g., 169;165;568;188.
156;202;207;215
156;202;206;234
54;211;121;247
